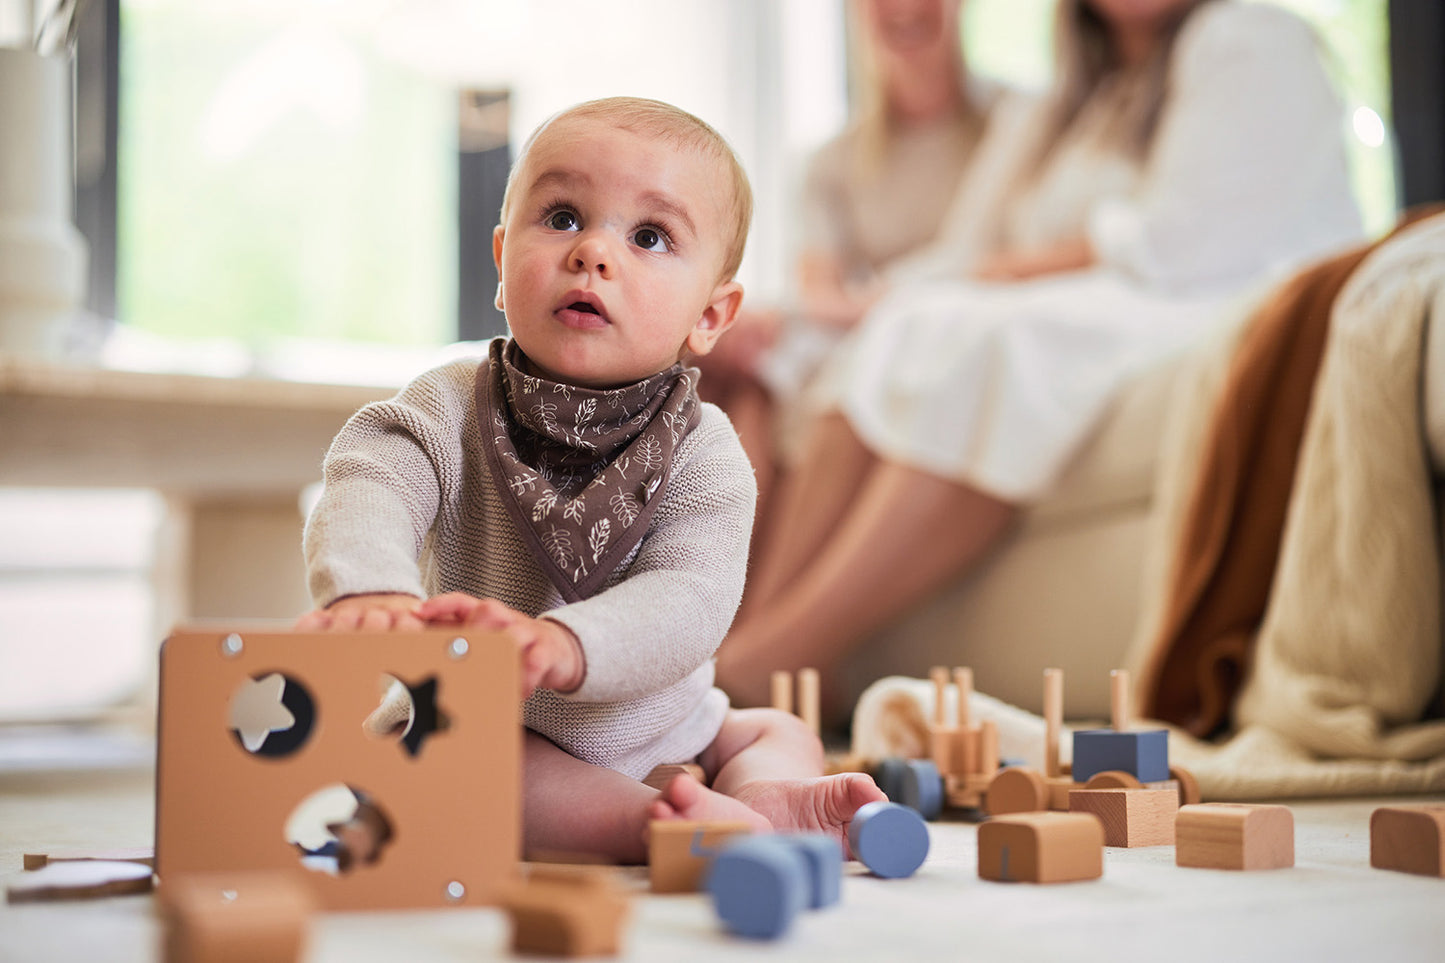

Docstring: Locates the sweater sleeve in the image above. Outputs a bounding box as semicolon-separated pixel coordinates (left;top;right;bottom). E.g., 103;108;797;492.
1087;3;1362;292
544;406;757;702
303;363;471;608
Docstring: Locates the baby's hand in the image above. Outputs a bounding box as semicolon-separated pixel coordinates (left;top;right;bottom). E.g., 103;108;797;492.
295;593;425;631
419;593;584;698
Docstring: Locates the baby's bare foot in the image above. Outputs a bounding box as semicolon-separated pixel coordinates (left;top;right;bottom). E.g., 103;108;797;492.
731;773;886;855
646;773;772;832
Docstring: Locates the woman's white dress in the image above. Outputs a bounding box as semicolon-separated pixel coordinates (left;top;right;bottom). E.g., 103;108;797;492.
826;1;1365;501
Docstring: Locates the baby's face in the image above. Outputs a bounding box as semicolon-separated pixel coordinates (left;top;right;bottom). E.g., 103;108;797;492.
493;115;739;389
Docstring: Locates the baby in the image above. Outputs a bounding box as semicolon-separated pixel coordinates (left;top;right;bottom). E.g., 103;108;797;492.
298;96;883;862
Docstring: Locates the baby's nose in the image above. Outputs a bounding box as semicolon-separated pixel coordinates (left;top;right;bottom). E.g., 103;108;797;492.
570;234;613;277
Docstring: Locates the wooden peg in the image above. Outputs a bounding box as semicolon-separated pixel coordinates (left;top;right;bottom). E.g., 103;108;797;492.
929;666;949;727
797;668;821;737
953;667;973;729
770;670;793;715
1111;669;1131;731
1043;668;1063;779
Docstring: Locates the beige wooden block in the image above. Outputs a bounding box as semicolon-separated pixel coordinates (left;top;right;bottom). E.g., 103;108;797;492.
159;871;314;963
501;866;631;957
641;762;705;793
1069;788;1178;847
1047;777;1077;812
979;812;1103;884
647;821;754;893
1176;804;1294;870
1371;805;1445;877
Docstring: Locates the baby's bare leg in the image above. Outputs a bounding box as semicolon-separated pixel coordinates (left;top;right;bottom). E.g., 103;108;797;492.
649;708;885;852
524;730;657;864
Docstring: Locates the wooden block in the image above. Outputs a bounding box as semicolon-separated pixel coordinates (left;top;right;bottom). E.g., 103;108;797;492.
986;767;1048;815
501;866;631;957
1068;788;1178;847
779;834;842;909
22;847;154;871
647;820;755;893
1071;728;1170;783
7;860;154;903
978;812;1103;884
1370;805;1445;877
797;668;821;736
1047;777;1077;811
1176;804;1294;870
848;801;930;879
641;762;705;793
158;871;314;963
707;837;810;940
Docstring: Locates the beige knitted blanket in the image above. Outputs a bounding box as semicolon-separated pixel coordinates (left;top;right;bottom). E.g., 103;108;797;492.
1124;212;1445;798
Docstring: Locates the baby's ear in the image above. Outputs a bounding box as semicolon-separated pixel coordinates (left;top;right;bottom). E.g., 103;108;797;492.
685;280;744;357
492;226;506;311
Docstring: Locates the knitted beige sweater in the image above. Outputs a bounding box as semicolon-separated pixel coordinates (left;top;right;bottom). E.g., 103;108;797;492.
303;353;756;780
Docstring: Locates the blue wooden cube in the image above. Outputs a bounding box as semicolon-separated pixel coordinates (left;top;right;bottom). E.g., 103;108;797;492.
706;837;809;939
1071;728;1169;783
781;834;843;908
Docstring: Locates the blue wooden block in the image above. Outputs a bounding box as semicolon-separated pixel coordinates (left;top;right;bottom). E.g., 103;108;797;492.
848;801;930;879
706;837;809;939
874;757;908;802
900;759;944;821
781;834;843;908
1071;728;1169;783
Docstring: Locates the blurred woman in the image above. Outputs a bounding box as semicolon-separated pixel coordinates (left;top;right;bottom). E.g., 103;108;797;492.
717;0;1363;713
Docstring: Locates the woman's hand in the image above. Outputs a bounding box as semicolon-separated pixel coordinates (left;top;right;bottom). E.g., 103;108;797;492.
973;237;1096;282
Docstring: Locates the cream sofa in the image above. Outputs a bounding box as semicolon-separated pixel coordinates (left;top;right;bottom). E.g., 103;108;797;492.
838;352;1180;721
838;223;1445;723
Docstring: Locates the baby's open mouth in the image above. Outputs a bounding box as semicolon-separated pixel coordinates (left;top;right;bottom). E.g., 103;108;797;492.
570;301;600;315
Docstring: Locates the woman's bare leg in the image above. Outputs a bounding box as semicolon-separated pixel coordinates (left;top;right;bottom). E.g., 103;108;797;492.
740;413;877;618
717;448;1016;708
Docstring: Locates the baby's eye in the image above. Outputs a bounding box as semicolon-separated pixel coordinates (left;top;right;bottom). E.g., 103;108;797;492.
632;227;671;253
545;209;579;231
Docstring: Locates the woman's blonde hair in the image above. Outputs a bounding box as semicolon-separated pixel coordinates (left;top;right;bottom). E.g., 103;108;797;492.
499;97;754;281
846;0;984;178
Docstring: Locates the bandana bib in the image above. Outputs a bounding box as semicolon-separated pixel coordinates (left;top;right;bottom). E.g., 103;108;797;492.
476;338;701;601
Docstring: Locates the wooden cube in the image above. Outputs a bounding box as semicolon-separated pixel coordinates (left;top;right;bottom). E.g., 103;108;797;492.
159;871;314;963
647;820;754;893
1068;788;1178;847
1371;805;1445;877
500;867;631;957
1176;804;1294;870
1071;728;1169;783
978;812;1103;884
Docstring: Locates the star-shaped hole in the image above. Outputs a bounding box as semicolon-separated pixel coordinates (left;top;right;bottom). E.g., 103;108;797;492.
229;673;315;757
363;674;449;758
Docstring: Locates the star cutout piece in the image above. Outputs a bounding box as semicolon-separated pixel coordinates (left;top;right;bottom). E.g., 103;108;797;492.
230;673;297;753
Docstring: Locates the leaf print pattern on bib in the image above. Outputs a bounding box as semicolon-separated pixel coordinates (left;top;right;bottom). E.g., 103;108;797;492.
477;338;702;601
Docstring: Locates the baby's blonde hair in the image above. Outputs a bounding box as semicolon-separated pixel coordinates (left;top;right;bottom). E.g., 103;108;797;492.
499;96;753;281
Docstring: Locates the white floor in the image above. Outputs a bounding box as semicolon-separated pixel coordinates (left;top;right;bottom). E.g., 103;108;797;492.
3;738;1445;963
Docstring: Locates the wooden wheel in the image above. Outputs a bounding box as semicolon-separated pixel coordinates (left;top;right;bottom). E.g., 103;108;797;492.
985;767;1048;815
